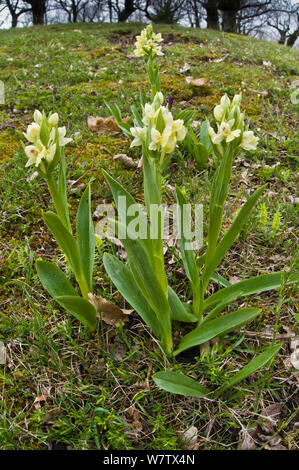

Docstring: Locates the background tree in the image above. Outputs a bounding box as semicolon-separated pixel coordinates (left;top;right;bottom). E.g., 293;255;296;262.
56;0;88;23
140;0;187;24
0;0;30;27
23;0;48;24
266;0;299;46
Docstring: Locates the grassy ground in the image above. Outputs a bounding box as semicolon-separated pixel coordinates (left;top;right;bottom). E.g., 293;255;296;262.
0;22;298;450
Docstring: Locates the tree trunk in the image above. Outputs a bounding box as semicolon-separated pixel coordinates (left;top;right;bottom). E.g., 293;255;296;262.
206;0;219;30
24;0;46;25
193;0;200;28
278;31;287;45
72;6;78;23
118;0;135;22
11;14;18;28
222;10;238;33
286;29;299;47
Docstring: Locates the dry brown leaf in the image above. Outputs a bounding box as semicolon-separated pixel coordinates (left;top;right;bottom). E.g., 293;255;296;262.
261;403;283;426
185;76;210;87
290;349;299;370
113;341;128;361
34;394;48;411
88;294;132;326
238;431;256;450
99;298;132;326
180;426;199;450
113;153;137;169
87;115;119;135
290;336;299;351
125;406;143;436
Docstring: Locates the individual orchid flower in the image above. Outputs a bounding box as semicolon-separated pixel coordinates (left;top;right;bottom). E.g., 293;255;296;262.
23;122;40;143
241;130;259;150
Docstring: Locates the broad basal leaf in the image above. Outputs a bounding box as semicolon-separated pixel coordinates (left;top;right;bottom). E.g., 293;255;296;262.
56;295;97;331
214;343;282;397
76;183;95;292
203;272;299;311
154;371;210;397
103;253;160;336
175;307;261;355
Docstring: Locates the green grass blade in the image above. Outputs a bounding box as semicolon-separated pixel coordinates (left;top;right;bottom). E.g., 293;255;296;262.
56;295;97;331
76;183;95;292
153;371;210;397
174;307;261;355
214;343;282;397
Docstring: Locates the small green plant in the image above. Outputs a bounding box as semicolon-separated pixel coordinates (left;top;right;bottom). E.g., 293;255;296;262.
24;111;97;331
258;203;282;242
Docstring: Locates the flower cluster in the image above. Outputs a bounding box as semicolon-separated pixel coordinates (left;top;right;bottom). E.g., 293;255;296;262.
130;92;186;160
24;110;72;170
134;24;163;58
208;94;259;155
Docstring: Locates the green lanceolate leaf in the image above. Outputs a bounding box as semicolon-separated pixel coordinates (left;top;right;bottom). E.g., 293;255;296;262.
211;272;231;287
131;104;143;127
153;371;210;397
198;143;209;166
103;170;152;256
168;286;197;323
103;253;160;336
104;101;132;138
142;149;167;292
202;290;243;324
175;187;199;289
44;211;82;276
202;185;266;288
58;151;71;233
214;343;282;397
43;211;89;298
36;259;78;298
203;272;299;311
76;183;95;292
116;220;171;348
175;307;261;355
204;149;234;287
56;295;97;331
200;120;212;152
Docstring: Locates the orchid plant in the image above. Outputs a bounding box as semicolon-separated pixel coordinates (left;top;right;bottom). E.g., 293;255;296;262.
23;25;298;399
102;25;298;397
24;111;97;331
